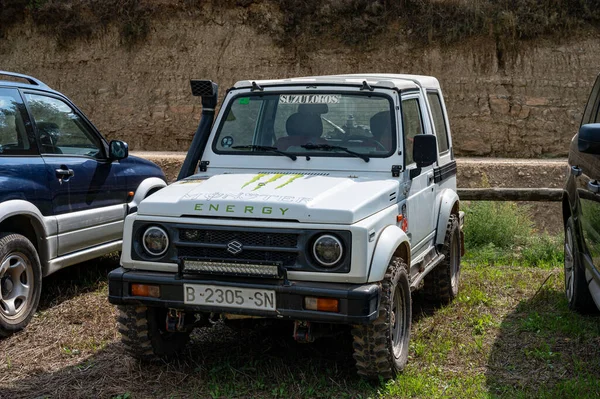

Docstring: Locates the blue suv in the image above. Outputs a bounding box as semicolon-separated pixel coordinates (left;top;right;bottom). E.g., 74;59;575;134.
0;71;166;336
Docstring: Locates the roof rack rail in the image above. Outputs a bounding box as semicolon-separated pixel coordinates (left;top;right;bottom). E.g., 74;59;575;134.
0;71;49;88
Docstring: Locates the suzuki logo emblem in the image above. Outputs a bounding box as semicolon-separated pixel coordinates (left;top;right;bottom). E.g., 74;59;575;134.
226;240;243;255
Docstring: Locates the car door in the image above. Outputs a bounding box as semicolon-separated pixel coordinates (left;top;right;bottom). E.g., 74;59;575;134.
0;87;53;215
571;74;600;274
22;91;128;256
427;90;457;225
402;94;436;257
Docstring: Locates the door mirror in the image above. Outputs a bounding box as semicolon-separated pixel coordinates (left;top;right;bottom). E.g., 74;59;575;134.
109;140;129;161
578;124;600;154
413;134;437;167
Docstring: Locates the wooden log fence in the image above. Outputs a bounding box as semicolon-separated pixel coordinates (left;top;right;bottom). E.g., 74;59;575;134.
457;188;563;202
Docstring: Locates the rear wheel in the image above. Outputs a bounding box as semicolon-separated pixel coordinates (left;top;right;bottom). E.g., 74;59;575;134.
564;217;596;313
352;256;411;379
117;305;191;360
0;233;42;337
424;214;461;304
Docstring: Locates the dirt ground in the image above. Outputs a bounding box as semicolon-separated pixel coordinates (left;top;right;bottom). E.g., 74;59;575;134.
1;254;598;398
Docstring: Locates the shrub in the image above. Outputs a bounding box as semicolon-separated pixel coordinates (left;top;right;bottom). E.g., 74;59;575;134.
463;201;532;250
521;233;564;267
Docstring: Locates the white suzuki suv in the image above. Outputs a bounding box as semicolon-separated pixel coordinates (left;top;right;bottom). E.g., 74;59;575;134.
108;74;464;379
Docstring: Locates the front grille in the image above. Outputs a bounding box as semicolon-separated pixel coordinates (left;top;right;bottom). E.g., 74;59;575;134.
179;229;298;248
178;246;297;266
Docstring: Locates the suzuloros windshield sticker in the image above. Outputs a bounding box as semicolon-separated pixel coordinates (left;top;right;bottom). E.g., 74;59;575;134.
279;95;340;104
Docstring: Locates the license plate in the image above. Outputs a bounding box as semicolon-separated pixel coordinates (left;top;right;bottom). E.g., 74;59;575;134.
183;284;276;311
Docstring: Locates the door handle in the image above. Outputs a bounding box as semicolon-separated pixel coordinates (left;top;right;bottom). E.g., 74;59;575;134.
571;165;582;177
55;167;74;181
588;180;600;193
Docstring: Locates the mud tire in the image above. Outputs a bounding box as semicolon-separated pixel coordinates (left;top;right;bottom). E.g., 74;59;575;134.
424;214;461;304
351;256;411;379
117;305;191;360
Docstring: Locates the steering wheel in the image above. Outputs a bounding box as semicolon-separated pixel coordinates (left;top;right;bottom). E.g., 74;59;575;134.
343;135;387;151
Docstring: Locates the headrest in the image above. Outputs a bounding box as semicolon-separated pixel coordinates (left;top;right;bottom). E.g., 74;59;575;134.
36;122;60;134
298;103;328;114
286;113;323;137
370;111;391;139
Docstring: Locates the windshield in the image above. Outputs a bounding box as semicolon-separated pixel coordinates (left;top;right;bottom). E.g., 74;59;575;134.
213;92;395;157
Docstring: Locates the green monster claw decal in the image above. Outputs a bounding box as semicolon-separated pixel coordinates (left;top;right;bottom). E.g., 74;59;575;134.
275;174;304;189
252;173;286;191
241;173;267;189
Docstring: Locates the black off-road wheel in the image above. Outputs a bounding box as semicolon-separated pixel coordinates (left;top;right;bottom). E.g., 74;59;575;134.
117;305;191;360
564;217;597;313
0;233;42;337
351;256;411;379
424;214;461;304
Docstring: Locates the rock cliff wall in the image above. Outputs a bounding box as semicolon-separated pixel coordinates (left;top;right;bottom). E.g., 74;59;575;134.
1;7;598;157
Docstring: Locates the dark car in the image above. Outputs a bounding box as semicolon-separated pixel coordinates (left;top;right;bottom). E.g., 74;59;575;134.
563;73;600;313
0;71;166;335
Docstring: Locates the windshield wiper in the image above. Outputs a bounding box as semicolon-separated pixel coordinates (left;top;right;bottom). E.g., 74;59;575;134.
301;143;369;162
232;145;297;161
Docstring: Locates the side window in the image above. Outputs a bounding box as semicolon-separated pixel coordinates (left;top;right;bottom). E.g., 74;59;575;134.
0;88;35;155
401;98;423;165
24;93;103;158
427;92;450;153
583;75;600;125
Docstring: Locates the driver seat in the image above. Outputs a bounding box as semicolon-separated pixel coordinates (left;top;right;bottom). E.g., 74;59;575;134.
275;113;326;151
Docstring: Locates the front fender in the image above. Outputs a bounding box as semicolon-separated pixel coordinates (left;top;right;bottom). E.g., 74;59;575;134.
129;177;167;212
436;189;460;246
367;225;410;283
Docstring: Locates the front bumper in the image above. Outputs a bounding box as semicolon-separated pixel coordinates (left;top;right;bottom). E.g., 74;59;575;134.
108;267;381;324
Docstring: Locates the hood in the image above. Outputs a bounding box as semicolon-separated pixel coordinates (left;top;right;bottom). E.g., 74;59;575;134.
138;173;399;224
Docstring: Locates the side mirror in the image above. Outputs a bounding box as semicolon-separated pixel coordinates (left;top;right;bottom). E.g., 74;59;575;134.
413;134;438;167
109;140;129;161
578;123;600;154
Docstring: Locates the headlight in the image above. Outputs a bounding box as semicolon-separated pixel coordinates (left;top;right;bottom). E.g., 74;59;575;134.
142;226;169;256
312;234;343;267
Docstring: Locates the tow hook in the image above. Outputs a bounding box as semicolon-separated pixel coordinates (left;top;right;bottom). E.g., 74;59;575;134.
166;308;185;332
293;321;314;343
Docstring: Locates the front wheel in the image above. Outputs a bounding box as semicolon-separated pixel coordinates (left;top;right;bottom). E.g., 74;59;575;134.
0;233;42;337
352;256;411;379
564;217;596;313
117;305;192;360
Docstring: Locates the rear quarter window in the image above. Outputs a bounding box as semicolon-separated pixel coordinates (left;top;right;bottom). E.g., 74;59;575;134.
427;92;449;153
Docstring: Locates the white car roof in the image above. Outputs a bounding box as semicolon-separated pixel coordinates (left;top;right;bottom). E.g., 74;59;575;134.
233;73;440;91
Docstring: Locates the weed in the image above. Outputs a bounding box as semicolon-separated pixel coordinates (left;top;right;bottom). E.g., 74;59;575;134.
463;201;563;268
464;201;532;250
521;233;564;267
470;313;495;335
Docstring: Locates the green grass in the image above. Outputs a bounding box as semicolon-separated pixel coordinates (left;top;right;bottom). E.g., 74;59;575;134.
463;201;564;268
3;202;599;398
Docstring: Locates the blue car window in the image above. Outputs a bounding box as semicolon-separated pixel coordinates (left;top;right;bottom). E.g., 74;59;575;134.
0;88;34;155
25;93;102;158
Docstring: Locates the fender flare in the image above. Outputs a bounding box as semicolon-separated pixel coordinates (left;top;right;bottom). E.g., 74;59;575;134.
129;177;167;210
0;200;52;236
0;199;53;266
435;189;460;246
367;225;411;283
